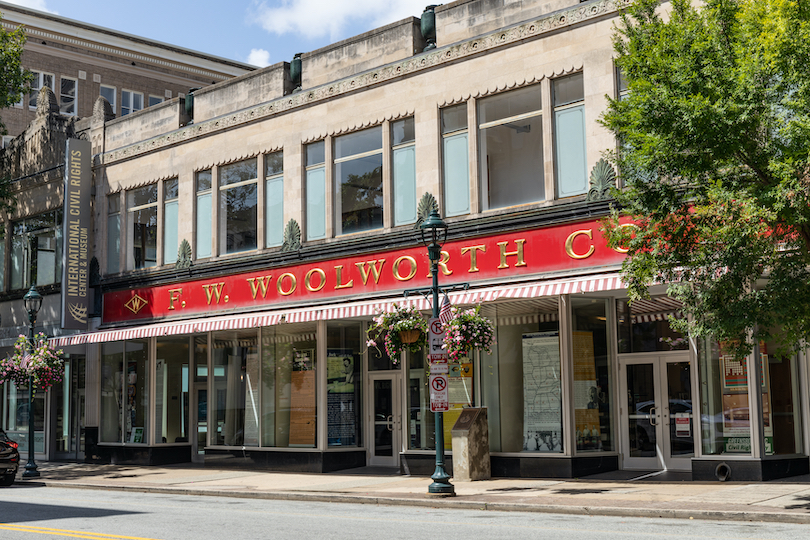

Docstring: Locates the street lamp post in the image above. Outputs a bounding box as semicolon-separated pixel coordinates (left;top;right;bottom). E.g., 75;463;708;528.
22;285;42;479
419;208;454;496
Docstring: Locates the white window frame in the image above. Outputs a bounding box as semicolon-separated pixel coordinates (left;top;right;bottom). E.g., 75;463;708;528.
100;85;116;112
122;89;144;116
60;76;78;116
219;159;259;255
29;71;55;110
127;185;159;270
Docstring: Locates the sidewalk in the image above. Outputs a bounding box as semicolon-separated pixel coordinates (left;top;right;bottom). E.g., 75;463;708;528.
14;462;810;524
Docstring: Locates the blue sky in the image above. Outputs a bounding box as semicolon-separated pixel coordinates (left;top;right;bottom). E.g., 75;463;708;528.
3;0;431;67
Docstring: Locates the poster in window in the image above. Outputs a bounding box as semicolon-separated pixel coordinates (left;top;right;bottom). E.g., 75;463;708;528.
288;350;316;447
572;331;602;450
521;331;563;452
327;349;358;446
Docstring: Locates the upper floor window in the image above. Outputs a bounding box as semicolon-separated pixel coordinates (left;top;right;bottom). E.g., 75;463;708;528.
553;72;588;198
60;77;77;115
10;209;63;290
616;66;629;101
100;85;116;112
306;141;326;241
127;185;158;269
29;71;54;109
334;127;382;235
265;152;284;248
163;179;179;265
196;170;213;259
122;90;143;116
442;104;470;217
392;117;417;226
478;86;544;210
220;158;258;254
148;95;163;107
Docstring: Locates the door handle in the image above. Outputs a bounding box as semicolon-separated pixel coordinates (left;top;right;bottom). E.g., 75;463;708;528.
649;407;657;426
387;415;393;432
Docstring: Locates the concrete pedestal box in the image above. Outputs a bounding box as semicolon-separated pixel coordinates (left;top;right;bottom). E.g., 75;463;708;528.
450;407;490;481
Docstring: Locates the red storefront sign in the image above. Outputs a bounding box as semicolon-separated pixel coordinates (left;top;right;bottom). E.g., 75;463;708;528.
104;218;627;324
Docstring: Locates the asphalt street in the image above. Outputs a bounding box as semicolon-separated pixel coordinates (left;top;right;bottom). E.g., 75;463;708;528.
1;486;810;540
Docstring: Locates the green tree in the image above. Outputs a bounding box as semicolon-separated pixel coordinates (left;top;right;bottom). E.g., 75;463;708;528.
601;0;810;358
0;13;27;136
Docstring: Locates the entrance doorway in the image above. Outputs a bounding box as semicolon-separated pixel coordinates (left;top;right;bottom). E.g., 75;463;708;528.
619;353;695;471
190;382;207;463
367;373;401;467
53;355;85;461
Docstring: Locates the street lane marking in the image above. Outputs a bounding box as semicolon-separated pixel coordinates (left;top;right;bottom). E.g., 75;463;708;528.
0;524;161;540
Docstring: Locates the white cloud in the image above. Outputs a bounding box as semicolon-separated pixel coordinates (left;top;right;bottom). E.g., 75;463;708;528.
250;0;428;42
2;0;57;14
247;48;272;67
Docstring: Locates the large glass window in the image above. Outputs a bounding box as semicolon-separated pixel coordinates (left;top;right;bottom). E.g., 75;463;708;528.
1;381;45;454
212;330;259;446
195;170;212;259
480;299;562;453
571;298;614;452
100;340;149;444
260;324;317;448
326;322;363;447
60;77;77;115
334;127;383;235
392;117;417;226
442;104;470;217
478;86;544;209
163;179;179;265
127;185;158;269
762;340;803;455
100;85;116;112
219;158;258;254
554;73;588;198
616;297;687;353
265;151;284;248
155;337;190;444
306;141;326;241
107;195;120;274
10;209;63;290
408;349;435;450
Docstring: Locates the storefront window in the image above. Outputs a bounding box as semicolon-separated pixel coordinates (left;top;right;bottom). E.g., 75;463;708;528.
484;299;562;453
1;381;45;453
155;337;189;444
100;340;149;444
761;340;803;455
698;339;752;456
571;298;614;452
10;209;63;290
260;324;317;448
326;322;363;447
408;348;435;450
617;297;686;353
212;330;259;446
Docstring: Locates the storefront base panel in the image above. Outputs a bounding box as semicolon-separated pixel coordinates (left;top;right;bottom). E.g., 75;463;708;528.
203;448;367;473
492;455;619;478
692;457;809;482
400;453;618;478
93;445;192;466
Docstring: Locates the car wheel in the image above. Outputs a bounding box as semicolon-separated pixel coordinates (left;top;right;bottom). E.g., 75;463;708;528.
0;474;14;487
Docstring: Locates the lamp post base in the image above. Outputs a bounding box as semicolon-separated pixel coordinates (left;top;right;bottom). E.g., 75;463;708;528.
23;461;40;478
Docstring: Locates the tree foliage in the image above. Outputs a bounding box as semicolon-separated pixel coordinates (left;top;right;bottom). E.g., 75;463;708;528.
0;13;28;136
601;0;810;358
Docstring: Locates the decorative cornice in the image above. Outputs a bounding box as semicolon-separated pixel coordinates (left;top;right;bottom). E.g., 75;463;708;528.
100;0;628;166
301;110;415;144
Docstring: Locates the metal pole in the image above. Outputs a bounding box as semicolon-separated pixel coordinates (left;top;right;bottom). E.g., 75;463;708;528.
23;314;39;478
428;246;453;495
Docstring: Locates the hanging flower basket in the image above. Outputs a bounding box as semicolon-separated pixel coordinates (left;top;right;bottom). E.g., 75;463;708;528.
442;306;495;361
367;304;427;362
0;333;64;391
399;329;422;344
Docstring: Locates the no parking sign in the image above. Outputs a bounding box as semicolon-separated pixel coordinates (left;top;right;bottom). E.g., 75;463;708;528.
428;317;449;412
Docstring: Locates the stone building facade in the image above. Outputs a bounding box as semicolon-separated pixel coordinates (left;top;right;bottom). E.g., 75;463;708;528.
1;0;808;482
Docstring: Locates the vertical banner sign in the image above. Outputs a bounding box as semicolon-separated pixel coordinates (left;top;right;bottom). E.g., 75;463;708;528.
61;138;91;330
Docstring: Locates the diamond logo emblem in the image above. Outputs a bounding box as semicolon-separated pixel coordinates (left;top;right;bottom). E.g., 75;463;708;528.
125;294;148;314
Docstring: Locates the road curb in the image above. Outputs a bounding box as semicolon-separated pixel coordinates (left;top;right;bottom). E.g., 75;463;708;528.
35;480;810;524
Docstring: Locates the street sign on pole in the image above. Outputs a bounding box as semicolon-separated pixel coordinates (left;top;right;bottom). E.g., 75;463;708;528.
429;371;449;412
428;317;449;411
428;317;447;364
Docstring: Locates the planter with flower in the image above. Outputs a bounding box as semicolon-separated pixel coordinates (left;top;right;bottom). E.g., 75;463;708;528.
443;306;495;361
367;304;427;363
0;333;64;391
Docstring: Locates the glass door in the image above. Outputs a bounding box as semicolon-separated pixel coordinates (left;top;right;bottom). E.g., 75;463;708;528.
54;355;85;461
620;353;694;471
368;374;401;467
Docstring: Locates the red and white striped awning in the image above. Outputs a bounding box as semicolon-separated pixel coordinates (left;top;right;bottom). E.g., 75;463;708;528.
52;272;624;345
51;311;284;347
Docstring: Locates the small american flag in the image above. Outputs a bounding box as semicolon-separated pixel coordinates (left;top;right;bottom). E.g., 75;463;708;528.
439;293;452;324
